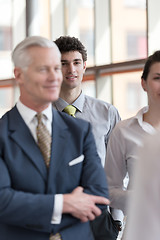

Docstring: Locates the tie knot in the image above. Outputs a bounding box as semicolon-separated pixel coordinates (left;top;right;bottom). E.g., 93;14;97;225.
63;105;76;117
36;113;44;124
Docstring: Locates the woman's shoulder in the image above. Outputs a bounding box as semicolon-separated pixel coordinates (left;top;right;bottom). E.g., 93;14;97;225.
114;115;136;130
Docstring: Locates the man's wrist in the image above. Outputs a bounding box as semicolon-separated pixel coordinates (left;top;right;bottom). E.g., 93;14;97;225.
51;194;63;224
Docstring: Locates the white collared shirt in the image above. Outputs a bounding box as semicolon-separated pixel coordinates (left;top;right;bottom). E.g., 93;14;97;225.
123;131;160;240
105;106;156;215
16;100;62;224
16;100;52;141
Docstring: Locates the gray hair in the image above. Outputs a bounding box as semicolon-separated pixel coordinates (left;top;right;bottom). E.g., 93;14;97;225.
12;36;60;69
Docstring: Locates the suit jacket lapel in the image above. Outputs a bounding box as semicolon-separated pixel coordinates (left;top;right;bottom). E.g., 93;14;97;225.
8;107;47;181
47;110;70;193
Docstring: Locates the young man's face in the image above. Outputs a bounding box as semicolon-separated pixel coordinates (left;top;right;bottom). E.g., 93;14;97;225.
61;51;86;90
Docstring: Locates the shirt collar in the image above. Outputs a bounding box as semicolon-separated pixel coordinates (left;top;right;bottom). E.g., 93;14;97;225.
54;91;85;113
16;99;52;125
134;106;156;134
135;106;148;124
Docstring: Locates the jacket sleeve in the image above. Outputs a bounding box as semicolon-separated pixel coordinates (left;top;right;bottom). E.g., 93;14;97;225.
0;153;54;233
80;123;109;204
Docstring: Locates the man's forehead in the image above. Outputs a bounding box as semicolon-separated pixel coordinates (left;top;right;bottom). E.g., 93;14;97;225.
61;51;83;60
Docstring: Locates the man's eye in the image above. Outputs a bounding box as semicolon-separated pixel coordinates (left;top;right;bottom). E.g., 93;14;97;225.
61;62;67;66
39;68;47;71
55;67;61;71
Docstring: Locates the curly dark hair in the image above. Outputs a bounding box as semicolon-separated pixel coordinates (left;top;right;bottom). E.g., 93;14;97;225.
54;36;87;62
141;50;160;81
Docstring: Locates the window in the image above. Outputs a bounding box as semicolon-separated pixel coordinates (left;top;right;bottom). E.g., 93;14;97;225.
127;32;147;59
127;82;147;111
124;0;146;8
111;0;147;62
0;86;13;117
112;71;147;119
65;0;94;66
0;0;12;51
0;27;12;51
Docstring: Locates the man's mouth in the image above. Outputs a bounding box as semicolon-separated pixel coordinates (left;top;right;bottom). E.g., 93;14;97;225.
44;85;59;89
66;75;77;80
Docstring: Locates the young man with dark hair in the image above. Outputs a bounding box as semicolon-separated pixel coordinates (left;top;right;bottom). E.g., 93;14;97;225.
54;36;120;167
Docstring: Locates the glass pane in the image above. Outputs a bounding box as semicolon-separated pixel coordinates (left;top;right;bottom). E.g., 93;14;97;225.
82;80;96;97
96;75;112;104
0;0;13;80
112;71;147;119
65;0;94;66
124;0;146;8
39;0;50;38
0;87;13;117
0;0;12;51
111;0;147;63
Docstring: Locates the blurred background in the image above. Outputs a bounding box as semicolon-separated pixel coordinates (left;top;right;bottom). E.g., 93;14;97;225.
0;0;159;119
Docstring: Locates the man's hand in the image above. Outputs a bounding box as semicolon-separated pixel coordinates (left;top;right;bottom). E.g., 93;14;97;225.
63;186;110;222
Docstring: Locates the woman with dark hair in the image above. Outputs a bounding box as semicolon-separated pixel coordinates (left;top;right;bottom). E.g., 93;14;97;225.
105;50;160;232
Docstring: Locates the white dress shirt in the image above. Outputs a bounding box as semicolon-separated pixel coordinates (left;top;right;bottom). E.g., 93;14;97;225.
105;106;156;215
124;132;160;240
16;100;63;224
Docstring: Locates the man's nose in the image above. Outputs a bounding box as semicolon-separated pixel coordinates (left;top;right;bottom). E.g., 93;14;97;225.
68;63;75;73
48;69;56;80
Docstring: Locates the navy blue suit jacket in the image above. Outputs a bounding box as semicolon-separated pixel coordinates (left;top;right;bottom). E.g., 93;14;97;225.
0;106;109;240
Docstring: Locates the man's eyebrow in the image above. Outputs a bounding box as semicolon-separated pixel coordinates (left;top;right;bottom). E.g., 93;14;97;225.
73;59;82;61
61;59;82;62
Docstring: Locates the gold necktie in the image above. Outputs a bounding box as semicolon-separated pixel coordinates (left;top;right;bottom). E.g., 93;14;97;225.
63;105;76;117
50;233;62;240
36;113;51;167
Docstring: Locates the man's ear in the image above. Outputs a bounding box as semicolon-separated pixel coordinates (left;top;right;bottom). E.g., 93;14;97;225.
14;67;24;84
141;78;147;92
83;61;87;73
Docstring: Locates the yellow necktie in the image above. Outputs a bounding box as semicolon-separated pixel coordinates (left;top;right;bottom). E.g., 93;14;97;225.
36;113;51;167
63;105;76;117
50;233;62;240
